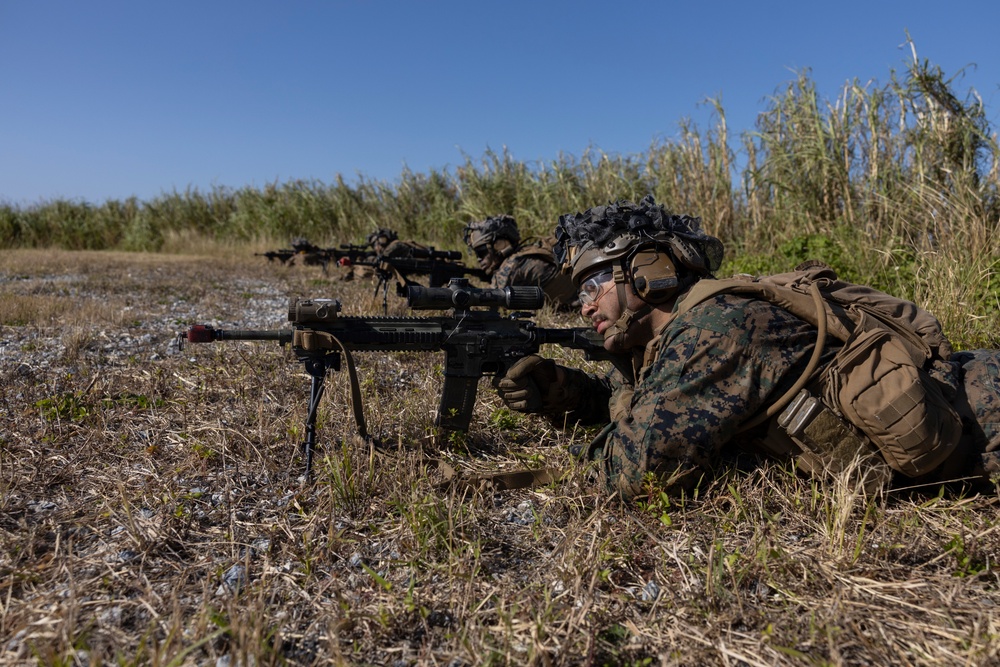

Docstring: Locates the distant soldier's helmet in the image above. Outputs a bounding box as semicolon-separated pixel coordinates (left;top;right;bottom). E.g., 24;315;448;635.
463;215;520;252
555;195;724;287
292;236;320;253
367;228;398;248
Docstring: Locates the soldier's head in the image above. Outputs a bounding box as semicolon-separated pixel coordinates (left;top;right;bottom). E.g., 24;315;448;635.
463;215;520;275
291;237;316;253
367;228;398;253
554;195;724;352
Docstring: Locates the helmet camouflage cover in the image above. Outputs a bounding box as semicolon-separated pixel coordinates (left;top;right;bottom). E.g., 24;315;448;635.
554;195;724;284
367;228;399;247
463;215;520;251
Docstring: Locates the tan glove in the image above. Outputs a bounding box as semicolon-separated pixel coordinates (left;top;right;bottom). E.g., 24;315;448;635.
495;355;560;413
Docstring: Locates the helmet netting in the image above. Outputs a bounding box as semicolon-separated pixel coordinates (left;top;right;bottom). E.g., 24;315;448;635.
554;195;724;276
463;215;520;249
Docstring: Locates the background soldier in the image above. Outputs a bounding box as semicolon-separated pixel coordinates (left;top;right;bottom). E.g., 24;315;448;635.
336;228;430;281
494;196;1000;500
463;215;576;309
367;228;428;258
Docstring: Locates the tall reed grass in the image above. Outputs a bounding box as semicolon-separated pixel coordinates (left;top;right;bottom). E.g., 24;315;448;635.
3;45;998;345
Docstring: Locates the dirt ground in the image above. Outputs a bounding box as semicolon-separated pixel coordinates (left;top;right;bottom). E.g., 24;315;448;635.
2;249;999;666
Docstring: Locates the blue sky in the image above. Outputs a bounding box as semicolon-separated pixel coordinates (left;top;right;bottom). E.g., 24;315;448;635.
2;1;998;206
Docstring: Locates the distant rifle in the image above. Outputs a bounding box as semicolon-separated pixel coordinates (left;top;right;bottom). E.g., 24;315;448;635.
255;239;377;273
338;243;376;257
179;278;628;477
254;249;298;265
370;249;489;313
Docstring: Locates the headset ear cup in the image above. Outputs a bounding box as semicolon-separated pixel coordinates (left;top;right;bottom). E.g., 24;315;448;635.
493;238;513;256
629;248;679;303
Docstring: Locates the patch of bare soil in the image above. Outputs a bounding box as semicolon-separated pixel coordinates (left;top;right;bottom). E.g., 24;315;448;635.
1;249;999;666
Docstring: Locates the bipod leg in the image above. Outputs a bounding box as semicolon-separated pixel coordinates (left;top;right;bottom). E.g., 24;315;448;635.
301;357;330;481
372;274;389;316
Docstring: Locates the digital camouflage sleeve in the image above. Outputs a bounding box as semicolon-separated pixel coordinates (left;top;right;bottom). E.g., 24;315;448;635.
599;294;829;499
950;350;1000;482
540;295;1000;499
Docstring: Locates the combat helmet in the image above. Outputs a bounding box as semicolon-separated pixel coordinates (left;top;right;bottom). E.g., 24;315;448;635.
290;237;320;253
554;195;724;348
555;195;723;289
463;215;521;274
367;228;399;250
463;215;520;253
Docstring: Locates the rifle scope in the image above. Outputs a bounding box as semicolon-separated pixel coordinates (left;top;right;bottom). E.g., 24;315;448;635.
409;247;462;261
406;278;544;311
288;298;342;324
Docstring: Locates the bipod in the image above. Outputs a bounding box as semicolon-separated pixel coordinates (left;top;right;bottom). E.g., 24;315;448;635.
300;352;340;481
374;271;391;315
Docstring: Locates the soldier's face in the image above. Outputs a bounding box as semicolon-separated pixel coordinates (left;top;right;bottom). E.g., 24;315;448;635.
473;244;499;274
579;271;618;335
580;268;655;351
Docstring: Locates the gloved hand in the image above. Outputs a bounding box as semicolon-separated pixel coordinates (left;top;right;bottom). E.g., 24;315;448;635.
494;355;559;413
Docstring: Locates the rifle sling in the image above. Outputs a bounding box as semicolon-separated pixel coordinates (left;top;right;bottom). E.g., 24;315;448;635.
434;460;565;492
293;329;369;438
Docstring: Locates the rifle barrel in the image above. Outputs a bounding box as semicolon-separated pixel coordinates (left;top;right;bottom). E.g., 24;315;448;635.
216;329;293;343
185;325;292;344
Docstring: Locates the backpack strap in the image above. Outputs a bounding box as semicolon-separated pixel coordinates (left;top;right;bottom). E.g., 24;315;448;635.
672;277;829;433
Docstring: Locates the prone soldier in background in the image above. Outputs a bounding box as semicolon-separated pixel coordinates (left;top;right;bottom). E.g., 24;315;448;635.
367;228;428;258
463;215;577;309
494;195;1000;501
335;228;428;281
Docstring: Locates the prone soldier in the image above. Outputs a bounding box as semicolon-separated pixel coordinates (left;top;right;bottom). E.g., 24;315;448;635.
335;228;430;281
463;215;577;310
494;195;1000;500
367;228;427;259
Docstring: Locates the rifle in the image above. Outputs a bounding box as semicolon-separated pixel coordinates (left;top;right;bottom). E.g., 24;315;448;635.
338;243;378;260
377;254;487;285
254;249;297;264
179;278;628;477
371;254;489;313
256;240;378;273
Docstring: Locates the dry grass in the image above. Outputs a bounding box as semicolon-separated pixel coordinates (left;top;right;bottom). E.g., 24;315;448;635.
2;249;999;666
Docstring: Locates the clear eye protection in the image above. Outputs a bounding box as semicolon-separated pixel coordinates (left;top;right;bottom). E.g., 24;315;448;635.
578;269;614;305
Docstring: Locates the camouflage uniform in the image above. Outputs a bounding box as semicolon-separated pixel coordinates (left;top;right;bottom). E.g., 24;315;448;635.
542;292;1000;499
541;293;836;498
491;243;577;308
336;231;428;281
464;216;577;309
496;195;1000;499
380;238;429;259
951;350;1000;481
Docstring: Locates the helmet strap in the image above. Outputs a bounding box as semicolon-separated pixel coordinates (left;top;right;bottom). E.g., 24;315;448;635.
603;264;651;348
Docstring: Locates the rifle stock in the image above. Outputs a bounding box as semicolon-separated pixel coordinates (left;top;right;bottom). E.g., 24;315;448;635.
254;250;296;264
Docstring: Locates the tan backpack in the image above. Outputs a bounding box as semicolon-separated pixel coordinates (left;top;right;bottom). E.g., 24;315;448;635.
673;262;962;478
